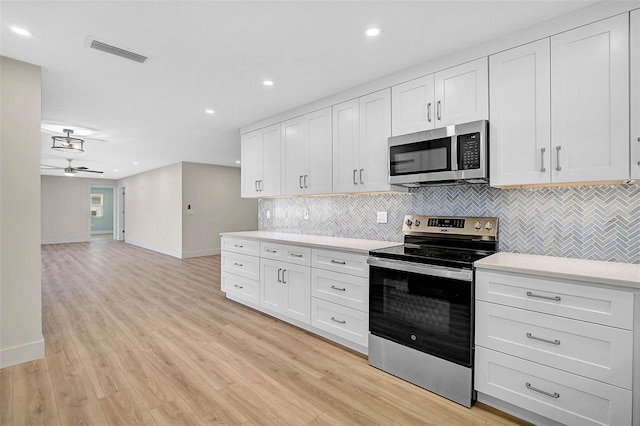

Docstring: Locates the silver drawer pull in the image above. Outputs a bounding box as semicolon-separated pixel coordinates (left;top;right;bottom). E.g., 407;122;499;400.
290;253;303;258
526;332;560;346
331;317;346;324
330;260;346;265
526;382;560;399
526;291;561;302
330;285;346;292
233;284;243;289
266;249;277;253
234;244;244;248
233;262;243;267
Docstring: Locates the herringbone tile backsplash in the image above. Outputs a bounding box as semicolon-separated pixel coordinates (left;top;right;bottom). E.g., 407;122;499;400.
258;184;640;263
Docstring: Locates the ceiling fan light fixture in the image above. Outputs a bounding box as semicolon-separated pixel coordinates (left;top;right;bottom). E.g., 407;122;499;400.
51;129;85;153
64;170;76;176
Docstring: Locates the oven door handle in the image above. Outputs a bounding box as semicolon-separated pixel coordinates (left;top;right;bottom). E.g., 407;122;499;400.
367;257;473;282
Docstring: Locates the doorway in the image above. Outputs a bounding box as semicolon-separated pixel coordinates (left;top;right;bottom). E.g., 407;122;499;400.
116;186;125;241
90;186;116;241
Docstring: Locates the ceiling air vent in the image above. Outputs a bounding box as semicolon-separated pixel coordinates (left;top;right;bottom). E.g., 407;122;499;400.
88;39;148;64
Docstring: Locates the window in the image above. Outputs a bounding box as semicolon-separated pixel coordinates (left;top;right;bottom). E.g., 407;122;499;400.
91;193;103;217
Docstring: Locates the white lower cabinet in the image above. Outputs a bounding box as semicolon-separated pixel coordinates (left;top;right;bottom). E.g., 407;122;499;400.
475;269;635;426
260;258;311;324
311;298;368;347
221;271;259;305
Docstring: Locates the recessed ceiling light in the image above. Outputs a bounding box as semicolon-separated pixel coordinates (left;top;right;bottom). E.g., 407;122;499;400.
235;160;241;164
11;26;31;37
113;169;119;172
366;28;381;37
132;161;139;165
205;109;215;115
263;80;274;86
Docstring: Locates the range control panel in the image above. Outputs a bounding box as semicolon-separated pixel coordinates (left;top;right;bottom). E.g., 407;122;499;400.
402;215;498;240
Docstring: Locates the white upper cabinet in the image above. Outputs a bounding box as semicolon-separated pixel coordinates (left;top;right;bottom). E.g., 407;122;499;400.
281;109;332;196
434;57;488;127
551;14;629;183
241;124;281;198
333;89;393;193
632;9;640;181
391;75;435;136
489;39;551;187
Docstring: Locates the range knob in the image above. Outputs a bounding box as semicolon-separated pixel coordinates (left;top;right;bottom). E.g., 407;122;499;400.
485;221;493;230
405;219;413;226
414;219;421;227
474;221;482;230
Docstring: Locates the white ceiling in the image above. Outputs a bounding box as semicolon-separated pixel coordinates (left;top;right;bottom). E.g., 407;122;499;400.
1;0;599;180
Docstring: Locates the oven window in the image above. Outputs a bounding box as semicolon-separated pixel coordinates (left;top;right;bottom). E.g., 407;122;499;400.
369;266;472;366
389;137;451;176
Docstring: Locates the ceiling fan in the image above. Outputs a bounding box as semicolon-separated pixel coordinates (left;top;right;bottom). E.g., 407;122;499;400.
41;159;104;176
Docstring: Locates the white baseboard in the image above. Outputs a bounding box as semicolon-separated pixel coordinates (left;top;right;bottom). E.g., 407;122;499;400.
182;248;221;258
0;337;45;369
41;237;89;245
91;231;114;235
125;240;182;259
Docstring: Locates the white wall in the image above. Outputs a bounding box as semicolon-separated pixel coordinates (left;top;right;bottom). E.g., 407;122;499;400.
41;176;117;244
118;162;183;257
182;162;258;257
0;56;43;368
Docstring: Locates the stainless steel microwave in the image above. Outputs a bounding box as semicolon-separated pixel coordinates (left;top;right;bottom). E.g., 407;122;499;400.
388;120;488;186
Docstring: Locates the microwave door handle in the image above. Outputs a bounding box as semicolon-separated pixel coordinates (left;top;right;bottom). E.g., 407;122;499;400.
451;136;458;172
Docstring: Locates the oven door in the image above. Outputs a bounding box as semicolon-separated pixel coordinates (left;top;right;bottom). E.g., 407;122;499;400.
368;257;474;367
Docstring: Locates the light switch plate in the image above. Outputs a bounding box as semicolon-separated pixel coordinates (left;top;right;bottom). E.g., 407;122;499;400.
377;211;388;223
266;210;271;219
303;208;309;220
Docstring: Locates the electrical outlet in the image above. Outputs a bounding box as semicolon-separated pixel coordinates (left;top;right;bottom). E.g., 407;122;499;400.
376;211;388;223
266;210;271;219
303;208;309;220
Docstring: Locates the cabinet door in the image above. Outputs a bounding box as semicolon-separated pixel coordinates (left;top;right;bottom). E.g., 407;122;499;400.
489;39;551;187
551;14;629;183
240;130;263;197
632;9;640;180
281;263;311;324
332;99;360;193
391;75;435;136
306;107;333;195
260;259;283;312
359;89;392;192
260;124;282;197
281;117;306;196
434;57;488;126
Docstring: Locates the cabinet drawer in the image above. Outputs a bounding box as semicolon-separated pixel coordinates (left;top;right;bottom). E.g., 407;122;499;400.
312;249;369;278
475;347;632;426
311;298;368;347
221;272;259;305
476;301;633;389
221;251;259;281
476;270;634;329
260;242;311;266
221;237;260;256
312;268;368;312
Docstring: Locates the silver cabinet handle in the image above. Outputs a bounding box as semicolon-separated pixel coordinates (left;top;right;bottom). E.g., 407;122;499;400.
353;169;358;185
330;285;346;292
255;180;259;192
266;249;277;253
540;147;546;172
234;284;243;289
526;332;560;346
234;244;244;248
526;291;561;302
555;146;562;171
427;102;432;122
436;100;441;121
299;175;303;189
330;260;346;265
290;253;303;258
277;268;282;283
526;382;560;399
260;180;264;191
233;262;243;267
282;269;287;284
637;137;640;166
304;175;308;188
359;169;364;184
331;317;346;324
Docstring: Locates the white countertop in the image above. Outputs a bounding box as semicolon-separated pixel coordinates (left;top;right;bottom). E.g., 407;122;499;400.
475;252;640;290
220;231;401;254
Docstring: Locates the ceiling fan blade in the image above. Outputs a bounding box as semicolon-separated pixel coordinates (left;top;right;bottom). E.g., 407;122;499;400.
78;169;104;174
41;164;64;169
75;166;89;170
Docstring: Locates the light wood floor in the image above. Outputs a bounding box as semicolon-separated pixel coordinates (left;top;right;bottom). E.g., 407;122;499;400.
1;240;529;425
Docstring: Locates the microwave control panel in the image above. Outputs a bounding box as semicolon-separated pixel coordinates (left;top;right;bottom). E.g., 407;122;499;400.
459;132;481;170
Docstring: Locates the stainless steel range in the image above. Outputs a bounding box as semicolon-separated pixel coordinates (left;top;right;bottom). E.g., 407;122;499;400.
367;215;498;407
